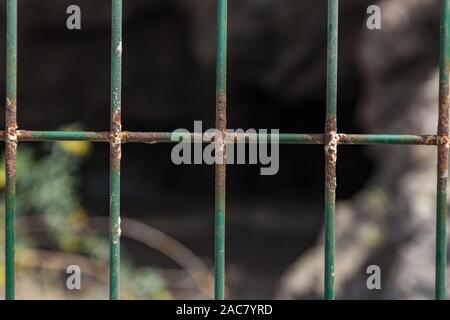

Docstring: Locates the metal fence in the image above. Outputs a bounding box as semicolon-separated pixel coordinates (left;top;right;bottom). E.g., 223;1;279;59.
3;0;449;300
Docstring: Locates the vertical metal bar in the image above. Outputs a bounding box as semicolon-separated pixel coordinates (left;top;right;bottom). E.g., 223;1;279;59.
215;0;227;300
324;0;338;300
436;0;449;301
5;0;17;301
110;0;122;300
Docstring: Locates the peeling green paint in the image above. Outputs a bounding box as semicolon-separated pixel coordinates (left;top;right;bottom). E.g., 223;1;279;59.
110;0;122;300
215;0;227;301
5;0;17;301
324;0;338;301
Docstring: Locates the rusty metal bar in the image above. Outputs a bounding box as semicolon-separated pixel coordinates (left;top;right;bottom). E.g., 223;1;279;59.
0;0;446;301
109;0;122;300
324;0;338;300
0;131;439;145
338;134;437;145
215;0;227;300
5;0;17;301
436;0;449;300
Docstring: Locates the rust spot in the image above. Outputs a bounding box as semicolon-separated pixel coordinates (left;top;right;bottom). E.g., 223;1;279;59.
437;134;450;147
215;93;227;165
121;132;176;144
6;98;17;122
307;134;325;144
424;135;436;145
325;133;338;162
215;163;226;196
337;133;347;144
16;130;32;140
325;135;338;193
438;146;449;179
215;92;227;191
325;171;337;193
112;217;121;244
112;111;121;130
110;111;122;167
439;85;449;136
214;133;226;165
216;94;227;131
325;116;337;134
120;131;129;143
6;98;18;178
325;116;338;193
438;134;449;179
5;142;17;178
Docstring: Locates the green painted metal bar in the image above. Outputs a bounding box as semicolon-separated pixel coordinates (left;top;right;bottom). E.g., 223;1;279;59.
230;133;322;144
110;0;122;300
324;0;338;300
436;0;450;301
0;0;445;302
338;134;436;145
215;0;227;300
5;0;17;301
0;131;438;146
17;130;110;142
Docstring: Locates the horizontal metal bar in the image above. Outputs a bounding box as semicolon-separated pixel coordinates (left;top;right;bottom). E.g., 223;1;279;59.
121;132;174;143
338;134;437;145
0;131;437;146
122;132;323;144
17;130;110;142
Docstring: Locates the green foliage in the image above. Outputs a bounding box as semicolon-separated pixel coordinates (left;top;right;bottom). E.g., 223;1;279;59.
0;134;168;299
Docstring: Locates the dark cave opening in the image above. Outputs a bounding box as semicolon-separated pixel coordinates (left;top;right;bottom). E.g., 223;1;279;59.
0;0;376;299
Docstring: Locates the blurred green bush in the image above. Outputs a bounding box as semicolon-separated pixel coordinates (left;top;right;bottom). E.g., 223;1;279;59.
0;124;170;299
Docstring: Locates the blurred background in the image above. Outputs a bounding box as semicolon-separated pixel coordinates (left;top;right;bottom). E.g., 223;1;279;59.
0;0;446;299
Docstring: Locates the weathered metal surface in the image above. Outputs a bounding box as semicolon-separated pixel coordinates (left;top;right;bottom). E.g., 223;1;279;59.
436;0;450;301
339;134;437;145
229;133;323;144
1;0;447;301
121;131;174;143
17;130;110;142
109;0;122;300
5;0;17;301
324;0;338;301
215;0;227;301
0;131;442;146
